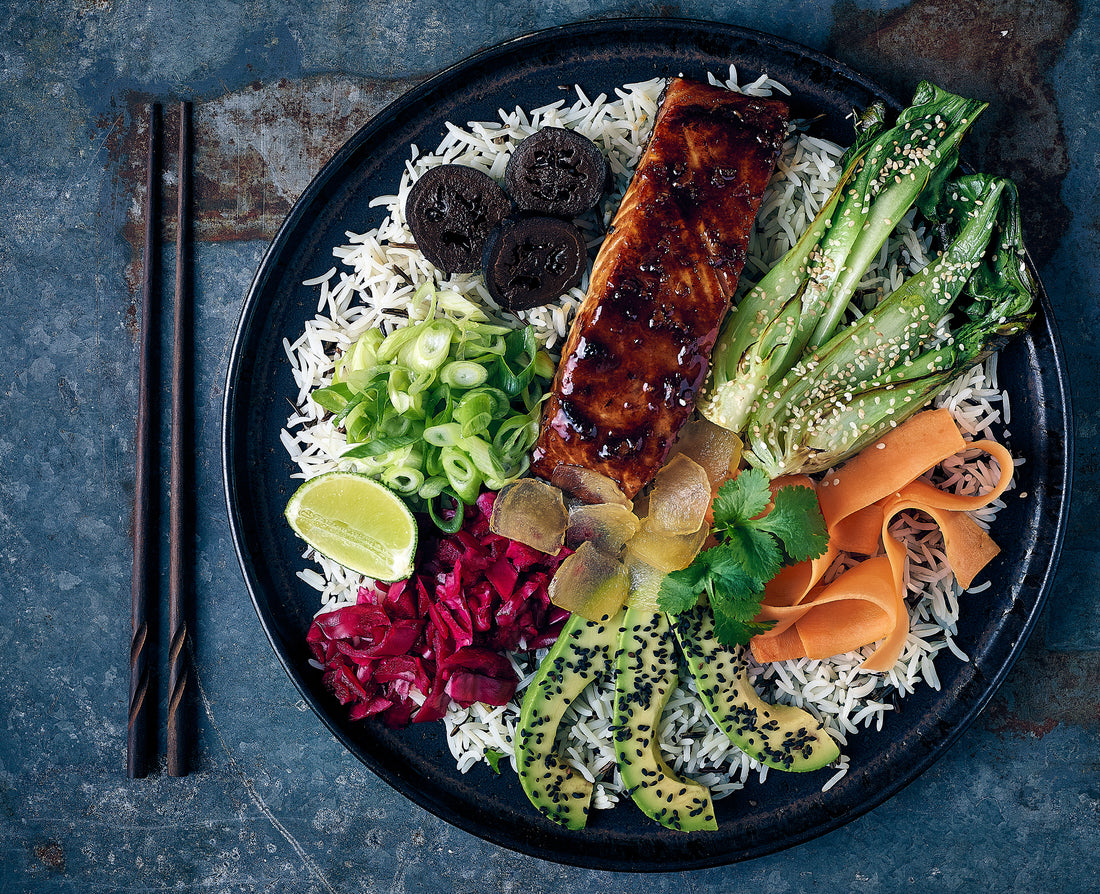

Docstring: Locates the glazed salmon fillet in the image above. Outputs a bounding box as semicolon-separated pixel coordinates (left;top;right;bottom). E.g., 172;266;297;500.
531;77;789;497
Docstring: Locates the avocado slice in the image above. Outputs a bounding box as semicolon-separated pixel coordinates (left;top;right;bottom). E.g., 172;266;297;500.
515;610;623;829
671;605;841;772
614;607;717;832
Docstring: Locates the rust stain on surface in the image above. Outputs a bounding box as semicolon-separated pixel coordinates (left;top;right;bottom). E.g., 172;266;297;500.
983;648;1100;738
830;0;1078;262
33;841;65;871
196;76;409;243
109;76;415;302
985;713;1059;739
123;298;138;340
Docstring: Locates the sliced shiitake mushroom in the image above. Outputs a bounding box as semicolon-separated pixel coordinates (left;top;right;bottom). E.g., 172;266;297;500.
404;164;511;274
504;128;609;218
482;216;586;311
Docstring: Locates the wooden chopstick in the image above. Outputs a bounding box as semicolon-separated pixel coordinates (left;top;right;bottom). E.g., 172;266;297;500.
167;99;193;777
128;102;160;780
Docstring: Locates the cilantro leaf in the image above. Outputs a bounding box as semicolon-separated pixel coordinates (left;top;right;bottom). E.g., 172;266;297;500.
658;468;831;649
711;467;772;531
722;525;783;583
708;573;775;645
485;748;506;774
657;561;711;614
754;485;829;562
713;610;776;647
697;542;762;587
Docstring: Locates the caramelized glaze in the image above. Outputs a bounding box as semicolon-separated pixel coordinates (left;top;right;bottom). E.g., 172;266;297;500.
532;78;789;496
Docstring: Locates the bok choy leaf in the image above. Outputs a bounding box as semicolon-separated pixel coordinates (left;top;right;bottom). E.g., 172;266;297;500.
699;83;1037;479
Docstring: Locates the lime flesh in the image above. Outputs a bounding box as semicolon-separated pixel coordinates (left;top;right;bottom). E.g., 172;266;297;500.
284;472;418;581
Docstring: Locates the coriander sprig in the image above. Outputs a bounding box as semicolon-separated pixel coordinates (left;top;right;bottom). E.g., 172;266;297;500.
657;469;829;646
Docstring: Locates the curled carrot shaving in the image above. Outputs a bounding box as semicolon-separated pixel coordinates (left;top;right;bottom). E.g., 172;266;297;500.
749;409;1014;673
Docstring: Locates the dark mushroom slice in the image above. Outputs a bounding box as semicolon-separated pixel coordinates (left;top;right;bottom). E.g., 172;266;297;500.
404;164;511;274
504;128;610;218
482;216;587;312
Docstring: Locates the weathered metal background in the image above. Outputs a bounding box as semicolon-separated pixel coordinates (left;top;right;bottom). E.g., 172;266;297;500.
2;0;1097;890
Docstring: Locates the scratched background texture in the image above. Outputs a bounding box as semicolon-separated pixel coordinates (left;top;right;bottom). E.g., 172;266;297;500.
1;0;1098;891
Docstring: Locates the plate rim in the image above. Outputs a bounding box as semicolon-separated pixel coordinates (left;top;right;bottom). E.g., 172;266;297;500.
221;16;1073;870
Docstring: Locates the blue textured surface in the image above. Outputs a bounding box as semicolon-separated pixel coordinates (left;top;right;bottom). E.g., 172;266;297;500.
1;1;1097;890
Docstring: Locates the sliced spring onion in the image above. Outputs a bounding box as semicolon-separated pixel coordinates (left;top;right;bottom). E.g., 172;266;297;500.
431;289;492;322
454;391;499;438
310;382;353;414
382;466;425;496
317;284;555;531
341;432;420;459
441;447;482;504
423;422;464;448
463;435;509;482
401;319;456;374
333;329;383;383
427;493;465;534
493;413;540;461
418;475;450;500
441;360;489;389
496;328;540;397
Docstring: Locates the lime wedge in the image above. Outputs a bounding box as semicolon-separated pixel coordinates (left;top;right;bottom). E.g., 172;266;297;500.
284;472;418;581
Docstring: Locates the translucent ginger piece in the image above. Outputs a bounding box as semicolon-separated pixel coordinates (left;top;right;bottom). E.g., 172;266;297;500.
667;417;743;492
624;554;666;612
489;478;568;554
646;454;711;535
566;502;641;554
623;517;709;574
550;463;633;509
549;542;630;622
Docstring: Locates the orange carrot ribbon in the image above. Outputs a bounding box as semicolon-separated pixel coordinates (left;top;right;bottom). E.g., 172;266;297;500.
750;409;1015;672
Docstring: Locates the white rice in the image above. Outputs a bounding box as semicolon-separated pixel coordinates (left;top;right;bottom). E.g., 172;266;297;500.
280;68;1016;807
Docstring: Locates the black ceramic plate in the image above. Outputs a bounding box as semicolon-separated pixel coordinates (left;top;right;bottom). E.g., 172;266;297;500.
222;18;1071;870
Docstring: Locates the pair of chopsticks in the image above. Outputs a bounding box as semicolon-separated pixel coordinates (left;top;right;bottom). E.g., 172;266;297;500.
128;100;193;779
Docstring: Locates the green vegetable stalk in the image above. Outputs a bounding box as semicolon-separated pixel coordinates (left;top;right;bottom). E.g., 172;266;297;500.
699;83;1037;479
745;175;1035;477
